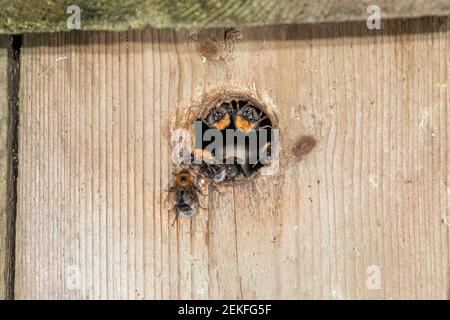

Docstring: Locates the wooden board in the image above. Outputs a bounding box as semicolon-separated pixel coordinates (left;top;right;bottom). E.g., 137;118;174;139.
0;36;11;300
15;17;450;299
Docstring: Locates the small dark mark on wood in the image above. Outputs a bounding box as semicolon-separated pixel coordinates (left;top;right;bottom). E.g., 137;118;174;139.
196;39;219;60
292;135;317;159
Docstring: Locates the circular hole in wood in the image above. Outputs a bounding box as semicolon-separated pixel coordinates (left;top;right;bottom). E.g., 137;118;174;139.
189;94;275;185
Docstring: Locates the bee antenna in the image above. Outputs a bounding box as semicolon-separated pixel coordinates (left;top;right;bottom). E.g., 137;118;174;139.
255;116;268;125
227;103;235;115
258;124;272;130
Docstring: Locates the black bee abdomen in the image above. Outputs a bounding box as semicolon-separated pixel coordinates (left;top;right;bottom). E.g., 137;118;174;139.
173;190;198;218
177;205;196;217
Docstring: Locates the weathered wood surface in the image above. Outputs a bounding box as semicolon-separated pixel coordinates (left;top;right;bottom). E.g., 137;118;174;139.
16;17;450;299
1;0;450;34
0;36;11;300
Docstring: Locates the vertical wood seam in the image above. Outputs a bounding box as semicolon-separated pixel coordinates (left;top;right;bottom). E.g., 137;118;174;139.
5;34;22;300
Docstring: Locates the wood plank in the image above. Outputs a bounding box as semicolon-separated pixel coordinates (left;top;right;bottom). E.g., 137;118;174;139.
0;36;11;300
16;17;450;299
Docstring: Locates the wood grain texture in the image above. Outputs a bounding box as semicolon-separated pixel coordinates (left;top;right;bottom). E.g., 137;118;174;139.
0;36;10;300
16;17;450;299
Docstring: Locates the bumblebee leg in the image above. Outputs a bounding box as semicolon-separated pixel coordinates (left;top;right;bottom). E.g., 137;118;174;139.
256;116;268;125
241;102;252;110
194;187;206;197
171;211;179;227
194;192;208;210
163;191;175;208
166;186;177;193
208;183;221;194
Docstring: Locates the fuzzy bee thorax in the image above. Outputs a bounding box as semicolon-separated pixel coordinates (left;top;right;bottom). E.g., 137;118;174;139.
175;171;193;189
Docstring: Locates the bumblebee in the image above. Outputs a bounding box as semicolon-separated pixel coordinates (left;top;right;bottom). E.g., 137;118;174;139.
191;149;240;184
168;170;204;225
200;162;241;184
234;104;268;133
205;102;234;130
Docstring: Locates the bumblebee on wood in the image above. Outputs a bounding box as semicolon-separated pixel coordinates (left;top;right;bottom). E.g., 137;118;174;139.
204;102;234;130
234;103;270;133
191;149;241;185
202;162;241;184
167;170;204;225
196;159;241;184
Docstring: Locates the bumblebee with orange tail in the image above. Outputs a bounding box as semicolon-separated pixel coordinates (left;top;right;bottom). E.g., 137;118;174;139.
168;170;204;225
205;102;234;130
234;103;270;133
